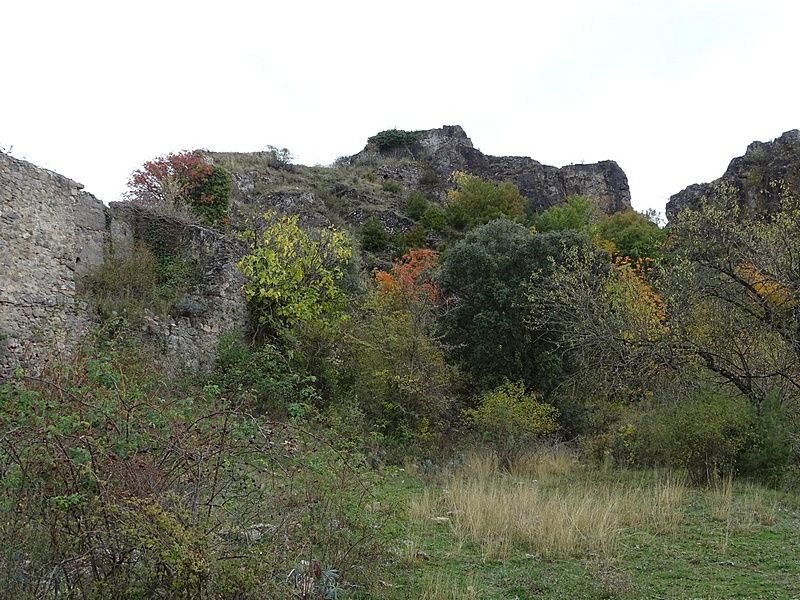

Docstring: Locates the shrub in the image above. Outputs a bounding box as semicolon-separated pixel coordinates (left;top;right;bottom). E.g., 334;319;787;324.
191;164;232;228
534;194;595;233
367;128;424;152
445;172;527;231
635;388;754;484
0;337;394;598
405;191;430;220
421;205;447;232
737;394;792;487
382;179;403;194
361;218;390;253
466;380;560;469
79;242;200;321
419;167;440;188
212;332;320;417
406;223;428;248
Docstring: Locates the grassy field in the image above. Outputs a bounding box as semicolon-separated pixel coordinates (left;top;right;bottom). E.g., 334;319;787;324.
372;449;800;600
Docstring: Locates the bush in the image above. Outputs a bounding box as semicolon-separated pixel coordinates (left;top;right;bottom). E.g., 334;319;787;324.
635;388;754;484
421;205;447;232
405;191;430;220
466;381;560;469
737;394;792;487
79;242;200;321
406;223;428;248
212;332;320;417
419;167;439;188
382;179;403;194
445;172;527;231
0;337;394;599
361;218;389;253
533;194;595;232
190;164;232;228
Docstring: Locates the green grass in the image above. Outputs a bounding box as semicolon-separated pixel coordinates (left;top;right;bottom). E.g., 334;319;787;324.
371;451;800;600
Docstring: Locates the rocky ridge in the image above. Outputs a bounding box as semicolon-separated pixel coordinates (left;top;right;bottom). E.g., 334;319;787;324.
666;129;800;221
212;125;632;238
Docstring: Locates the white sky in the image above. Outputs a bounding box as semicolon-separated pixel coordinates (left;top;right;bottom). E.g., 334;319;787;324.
2;0;798;216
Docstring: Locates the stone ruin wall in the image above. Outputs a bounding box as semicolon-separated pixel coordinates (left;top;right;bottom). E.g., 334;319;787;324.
0;151;106;377
0;151;249;379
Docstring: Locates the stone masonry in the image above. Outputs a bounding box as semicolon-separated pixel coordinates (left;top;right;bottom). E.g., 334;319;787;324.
0;151;250;379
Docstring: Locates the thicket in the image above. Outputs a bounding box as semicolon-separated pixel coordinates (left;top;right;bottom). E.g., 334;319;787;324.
367;129;424;152
0;335;393;599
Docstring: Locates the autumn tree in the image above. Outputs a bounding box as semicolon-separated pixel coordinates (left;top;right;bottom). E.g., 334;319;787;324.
343;250;454;441
665;182;800;404
126;150;231;228
525;244;671;402
238;212;352;337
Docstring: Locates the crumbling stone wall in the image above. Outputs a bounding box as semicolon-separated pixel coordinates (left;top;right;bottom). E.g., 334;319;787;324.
0;152;250;378
107;203;250;372
0;151;106;377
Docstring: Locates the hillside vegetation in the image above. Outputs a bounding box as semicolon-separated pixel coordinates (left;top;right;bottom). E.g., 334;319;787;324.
2;130;800;599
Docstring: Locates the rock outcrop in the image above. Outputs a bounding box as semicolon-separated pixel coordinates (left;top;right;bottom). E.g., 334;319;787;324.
666;130;800;221
352;125;632;215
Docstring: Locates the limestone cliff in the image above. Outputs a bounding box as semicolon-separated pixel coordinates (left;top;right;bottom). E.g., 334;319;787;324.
666;130;800;221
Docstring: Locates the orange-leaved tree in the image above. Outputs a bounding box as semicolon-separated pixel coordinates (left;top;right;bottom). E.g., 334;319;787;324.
344;249;453;442
126;150;231;228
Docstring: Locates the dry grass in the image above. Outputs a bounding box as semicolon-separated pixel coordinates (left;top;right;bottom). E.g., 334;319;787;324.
708;476;779;542
511;445;579;479
709;473;735;522
418;572;480;600
411;450;687;561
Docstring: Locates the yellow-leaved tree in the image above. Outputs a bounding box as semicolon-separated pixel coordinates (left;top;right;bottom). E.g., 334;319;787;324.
238;212;352;336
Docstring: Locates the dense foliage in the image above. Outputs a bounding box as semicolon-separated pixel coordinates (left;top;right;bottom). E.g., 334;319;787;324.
238;212;352;337
10;144;800;597
444;172;527;231
126;151;232;228
367;129;424;152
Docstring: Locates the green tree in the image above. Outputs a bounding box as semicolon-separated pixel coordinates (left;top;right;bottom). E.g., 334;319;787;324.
444;172;527;231
238;212;352;336
596;208;666;263
437;219;589;390
534;194;595;232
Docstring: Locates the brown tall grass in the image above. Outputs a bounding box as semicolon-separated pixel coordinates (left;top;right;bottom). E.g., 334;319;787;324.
411;450;687;560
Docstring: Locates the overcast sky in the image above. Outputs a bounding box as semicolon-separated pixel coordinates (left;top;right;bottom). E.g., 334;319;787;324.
3;0;797;217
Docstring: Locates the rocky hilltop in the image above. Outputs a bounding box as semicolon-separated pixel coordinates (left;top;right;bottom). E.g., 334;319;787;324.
666;129;800;221
213;125;631;237
350;125;631;214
